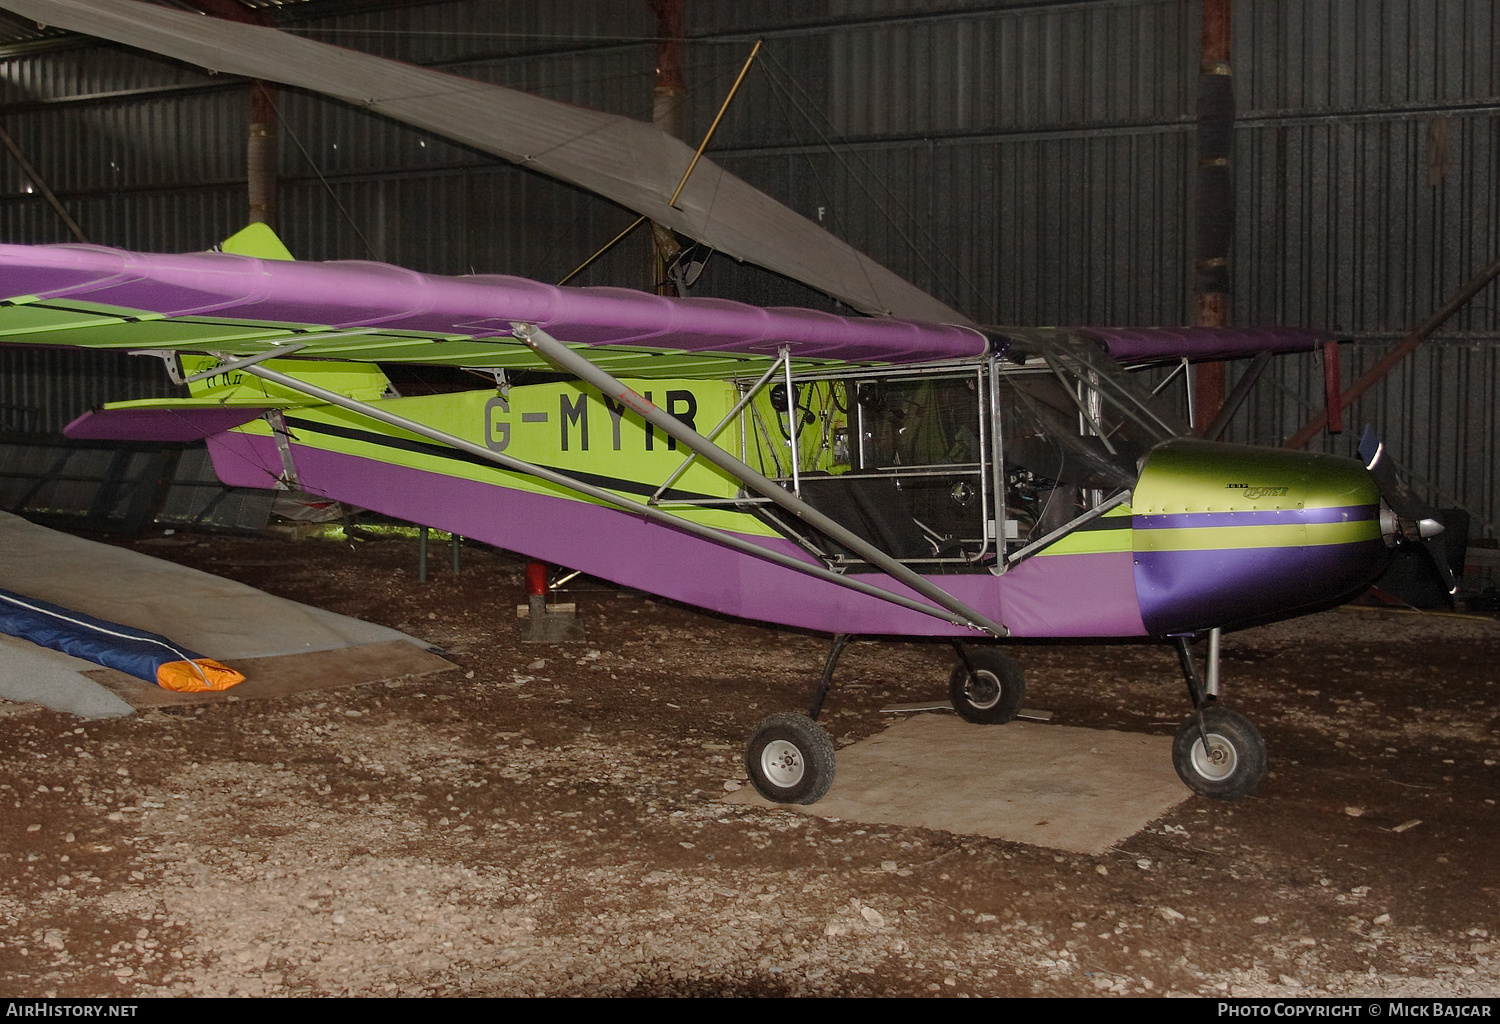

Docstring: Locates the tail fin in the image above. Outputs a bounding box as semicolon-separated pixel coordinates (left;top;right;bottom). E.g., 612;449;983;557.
218;222;295;261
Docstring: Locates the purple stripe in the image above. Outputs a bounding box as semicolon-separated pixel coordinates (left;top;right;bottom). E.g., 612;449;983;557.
1135;505;1379;529
1135;541;1391;634
1000;547;1146;637
0;243;987;365
204;433;1149;638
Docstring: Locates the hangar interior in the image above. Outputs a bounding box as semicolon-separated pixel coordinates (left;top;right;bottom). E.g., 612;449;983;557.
1;1;1499;1001
0;0;1495;590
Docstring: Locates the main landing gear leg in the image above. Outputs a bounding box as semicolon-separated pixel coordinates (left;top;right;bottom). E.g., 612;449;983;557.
806;633;853;721
1169;632;1267;801
744;634;850;805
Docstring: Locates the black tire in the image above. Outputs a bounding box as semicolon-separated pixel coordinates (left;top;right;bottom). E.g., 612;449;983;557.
1172;706;1268;800
948;649;1026;724
745;712;836;805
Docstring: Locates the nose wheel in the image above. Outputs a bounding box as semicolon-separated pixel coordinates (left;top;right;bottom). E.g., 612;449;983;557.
1171;705;1267;800
1169;633;1269;800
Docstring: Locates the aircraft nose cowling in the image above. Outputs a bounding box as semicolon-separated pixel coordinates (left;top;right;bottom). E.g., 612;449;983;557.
1131;438;1390;635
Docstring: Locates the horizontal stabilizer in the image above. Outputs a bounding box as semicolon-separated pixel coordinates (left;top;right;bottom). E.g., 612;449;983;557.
64;404;278;442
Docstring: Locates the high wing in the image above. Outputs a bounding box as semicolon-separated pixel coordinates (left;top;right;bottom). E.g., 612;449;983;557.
1074;325;1331;365
0;0;969;325
0;236;991;382
0;234;1328;383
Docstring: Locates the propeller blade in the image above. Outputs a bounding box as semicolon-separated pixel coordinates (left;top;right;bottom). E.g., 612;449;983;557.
1359;425;1423;520
1426;530;1457;597
1358;426;1457;596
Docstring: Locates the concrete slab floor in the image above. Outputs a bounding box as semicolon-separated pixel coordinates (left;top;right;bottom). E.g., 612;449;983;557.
726;714;1187;855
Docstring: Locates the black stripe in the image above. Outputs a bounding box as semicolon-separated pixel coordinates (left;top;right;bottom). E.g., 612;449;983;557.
282;415;725;504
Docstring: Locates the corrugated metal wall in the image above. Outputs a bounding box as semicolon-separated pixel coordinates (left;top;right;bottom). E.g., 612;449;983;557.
0;0;1495;533
1229;0;1498;537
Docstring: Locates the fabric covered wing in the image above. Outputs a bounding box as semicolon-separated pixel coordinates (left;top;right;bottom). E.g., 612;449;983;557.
1082;326;1333;364
0;242;989;377
0;0;968;325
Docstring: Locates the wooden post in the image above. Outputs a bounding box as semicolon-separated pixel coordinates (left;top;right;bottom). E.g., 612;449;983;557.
1194;0;1233;435
185;1;276;228
247;80;277;227
648;0;687;292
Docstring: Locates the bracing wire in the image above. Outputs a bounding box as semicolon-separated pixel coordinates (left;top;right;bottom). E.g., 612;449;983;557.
757;47;994;323
262;91;382;262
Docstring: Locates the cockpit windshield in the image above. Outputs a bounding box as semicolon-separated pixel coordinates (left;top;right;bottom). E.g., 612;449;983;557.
989;328;1188;546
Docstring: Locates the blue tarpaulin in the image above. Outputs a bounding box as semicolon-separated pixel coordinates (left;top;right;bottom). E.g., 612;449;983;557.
0;588;243;691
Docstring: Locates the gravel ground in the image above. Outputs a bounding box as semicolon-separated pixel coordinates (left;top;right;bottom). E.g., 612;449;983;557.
1;531;1497;997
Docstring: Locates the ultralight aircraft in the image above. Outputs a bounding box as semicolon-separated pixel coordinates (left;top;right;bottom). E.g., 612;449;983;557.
0;0;1450;804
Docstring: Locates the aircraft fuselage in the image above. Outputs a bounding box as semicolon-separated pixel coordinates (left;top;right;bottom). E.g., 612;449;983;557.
190;364;1390;642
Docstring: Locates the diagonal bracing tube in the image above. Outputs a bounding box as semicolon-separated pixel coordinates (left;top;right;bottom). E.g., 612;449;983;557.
238;361;1005;635
512;323;1008;637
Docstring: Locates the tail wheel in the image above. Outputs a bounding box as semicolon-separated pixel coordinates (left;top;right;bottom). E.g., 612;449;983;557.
745;712;836;805
948;649;1026;724
1172;706;1268;800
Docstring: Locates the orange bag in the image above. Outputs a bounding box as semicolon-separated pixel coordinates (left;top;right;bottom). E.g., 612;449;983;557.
156;658;246;693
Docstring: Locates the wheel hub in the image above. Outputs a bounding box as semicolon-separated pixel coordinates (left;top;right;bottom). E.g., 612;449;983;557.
760;739;805;788
1192;734;1237;780
964;670;1001;710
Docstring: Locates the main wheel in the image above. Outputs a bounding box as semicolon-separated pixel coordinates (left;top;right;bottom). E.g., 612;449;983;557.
948;649;1026;724
1172;706;1267;800
745;712;836;805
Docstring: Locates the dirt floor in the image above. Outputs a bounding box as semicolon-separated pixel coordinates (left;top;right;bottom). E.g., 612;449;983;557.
1;528;1497;998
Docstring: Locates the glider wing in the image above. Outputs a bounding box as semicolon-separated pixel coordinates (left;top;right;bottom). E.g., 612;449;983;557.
0;0;969;324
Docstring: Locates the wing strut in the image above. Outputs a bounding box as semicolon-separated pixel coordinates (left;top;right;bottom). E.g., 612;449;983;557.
511;323;1009;638
235;362;1004;636
651;351;789;503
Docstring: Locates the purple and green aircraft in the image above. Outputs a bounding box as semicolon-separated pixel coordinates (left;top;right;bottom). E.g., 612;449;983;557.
0;0;1450;804
0;225;1421;803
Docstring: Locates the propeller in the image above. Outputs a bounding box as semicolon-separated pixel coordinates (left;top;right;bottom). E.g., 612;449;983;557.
1357;425;1457;596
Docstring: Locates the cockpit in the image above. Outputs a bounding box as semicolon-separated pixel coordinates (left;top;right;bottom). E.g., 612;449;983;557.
742;328;1188;573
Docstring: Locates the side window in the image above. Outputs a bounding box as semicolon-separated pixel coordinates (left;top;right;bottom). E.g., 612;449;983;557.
747;369;998;571
845;374;991;566
854;378;981;470
996;371;1143;549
